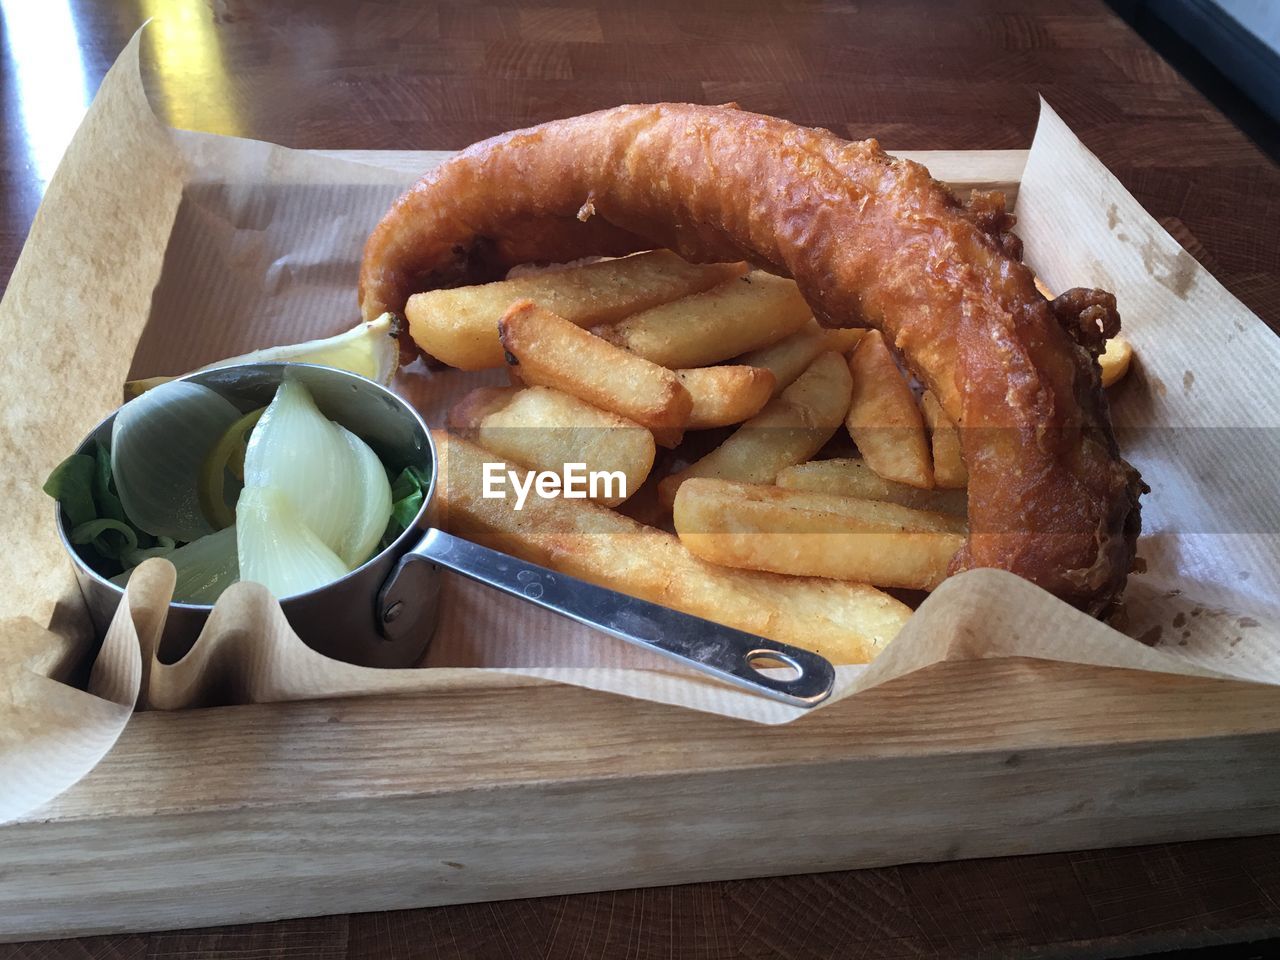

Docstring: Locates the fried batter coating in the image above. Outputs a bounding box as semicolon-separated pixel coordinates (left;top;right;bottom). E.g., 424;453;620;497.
360;104;1144;615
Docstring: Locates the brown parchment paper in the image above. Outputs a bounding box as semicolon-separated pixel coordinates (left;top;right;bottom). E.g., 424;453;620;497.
2;31;1278;822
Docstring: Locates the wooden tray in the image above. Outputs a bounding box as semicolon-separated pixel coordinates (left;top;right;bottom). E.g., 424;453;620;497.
5;149;1280;942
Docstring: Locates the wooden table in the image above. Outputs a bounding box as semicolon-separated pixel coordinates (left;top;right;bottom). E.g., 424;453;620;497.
3;0;1279;956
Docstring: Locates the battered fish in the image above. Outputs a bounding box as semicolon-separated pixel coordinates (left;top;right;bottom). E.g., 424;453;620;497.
359;104;1145;616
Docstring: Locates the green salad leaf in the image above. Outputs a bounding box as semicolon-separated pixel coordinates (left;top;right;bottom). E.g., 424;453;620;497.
42;453;96;529
93;439;127;524
379;464;431;551
44;441;163;574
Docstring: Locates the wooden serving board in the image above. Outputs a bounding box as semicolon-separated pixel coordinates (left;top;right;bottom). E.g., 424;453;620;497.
8;660;1280;941
6;149;1280;942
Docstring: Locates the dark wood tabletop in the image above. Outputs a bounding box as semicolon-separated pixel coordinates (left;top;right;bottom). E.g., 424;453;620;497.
3;0;1280;957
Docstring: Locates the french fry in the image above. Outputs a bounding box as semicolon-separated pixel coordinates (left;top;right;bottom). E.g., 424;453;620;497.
734;320;867;397
673;478;965;590
435;431;911;663
1099;336;1133;387
735;320;827;396
448;385;654;507
658;351;852;507
599;272;811;368
690;481;966;534
406;250;747;370
650;426;685;449
677;365;776;429
920;390;967;489
776;459;968;516
649;364;777;446
505;256;611;279
824;327;867;355
845;331;934;488
499;300;692;432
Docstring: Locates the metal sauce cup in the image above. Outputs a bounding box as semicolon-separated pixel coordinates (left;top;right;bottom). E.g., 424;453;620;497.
57;362;835;706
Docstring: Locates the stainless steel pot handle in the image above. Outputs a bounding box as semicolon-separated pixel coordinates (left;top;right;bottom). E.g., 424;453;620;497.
376;527;835;708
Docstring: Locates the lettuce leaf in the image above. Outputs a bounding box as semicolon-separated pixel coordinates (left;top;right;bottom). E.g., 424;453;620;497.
45;441;159;574
379;464;431;552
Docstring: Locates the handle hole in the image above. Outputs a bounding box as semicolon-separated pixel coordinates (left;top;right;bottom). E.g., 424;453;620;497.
746;650;802;681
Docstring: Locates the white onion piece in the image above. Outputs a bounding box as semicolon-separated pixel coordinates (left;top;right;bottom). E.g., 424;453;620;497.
170;525;240;604
111;526;239;604
243;378;391;566
243;379;355;552
111;381;242;541
113;527;239;604
236;487;348;599
336;424;393;567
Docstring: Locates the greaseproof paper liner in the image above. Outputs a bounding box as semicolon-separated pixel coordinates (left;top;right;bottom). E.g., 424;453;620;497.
1;30;1277;822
